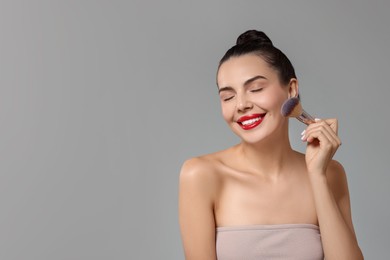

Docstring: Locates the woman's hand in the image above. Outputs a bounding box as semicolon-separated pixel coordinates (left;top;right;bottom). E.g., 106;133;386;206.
301;118;342;174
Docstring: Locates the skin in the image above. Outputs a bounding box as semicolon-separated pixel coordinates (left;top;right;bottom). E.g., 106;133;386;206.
179;54;363;259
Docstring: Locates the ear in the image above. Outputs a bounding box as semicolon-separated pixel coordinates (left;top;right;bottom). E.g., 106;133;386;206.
287;78;299;98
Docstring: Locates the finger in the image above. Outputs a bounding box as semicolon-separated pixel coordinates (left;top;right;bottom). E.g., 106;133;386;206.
305;125;341;150
323;118;338;135
303;119;340;143
312;120;340;143
313;118;338;135
306;126;333;144
303;122;341;147
316;120;341;146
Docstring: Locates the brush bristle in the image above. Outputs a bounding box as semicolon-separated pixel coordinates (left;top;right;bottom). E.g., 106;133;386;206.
281;97;302;117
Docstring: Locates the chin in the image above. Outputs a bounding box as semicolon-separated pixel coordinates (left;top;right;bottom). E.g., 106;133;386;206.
230;127;269;144
230;121;285;145
241;135;271;145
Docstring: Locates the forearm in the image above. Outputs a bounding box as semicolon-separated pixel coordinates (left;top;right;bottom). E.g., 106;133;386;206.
309;174;363;260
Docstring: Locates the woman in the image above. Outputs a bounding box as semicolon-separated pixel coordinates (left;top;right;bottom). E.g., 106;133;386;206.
179;30;363;259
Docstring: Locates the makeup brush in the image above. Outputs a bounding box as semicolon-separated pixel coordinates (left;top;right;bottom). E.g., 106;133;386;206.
281;97;315;125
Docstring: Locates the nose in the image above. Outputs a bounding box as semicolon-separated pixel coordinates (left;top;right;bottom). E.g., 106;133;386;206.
236;94;253;113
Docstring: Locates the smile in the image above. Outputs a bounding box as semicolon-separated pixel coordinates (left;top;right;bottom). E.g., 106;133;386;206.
237;113;266;130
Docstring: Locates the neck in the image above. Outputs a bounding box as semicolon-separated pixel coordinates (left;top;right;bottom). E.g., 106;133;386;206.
235;126;295;178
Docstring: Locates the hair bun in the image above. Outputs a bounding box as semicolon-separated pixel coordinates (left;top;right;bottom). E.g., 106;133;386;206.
236;30;273;46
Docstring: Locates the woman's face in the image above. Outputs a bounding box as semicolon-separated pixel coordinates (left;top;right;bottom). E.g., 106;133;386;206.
217;54;297;144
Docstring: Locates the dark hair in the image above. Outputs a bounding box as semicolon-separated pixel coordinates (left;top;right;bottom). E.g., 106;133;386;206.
218;30;296;86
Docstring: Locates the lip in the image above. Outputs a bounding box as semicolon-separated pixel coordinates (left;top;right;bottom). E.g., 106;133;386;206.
237;113;266;130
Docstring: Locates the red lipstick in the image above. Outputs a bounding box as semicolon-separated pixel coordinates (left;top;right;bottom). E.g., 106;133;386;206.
237;113;266;130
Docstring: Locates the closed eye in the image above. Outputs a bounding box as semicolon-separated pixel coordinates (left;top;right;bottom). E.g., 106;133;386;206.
223;96;234;101
250;88;263;93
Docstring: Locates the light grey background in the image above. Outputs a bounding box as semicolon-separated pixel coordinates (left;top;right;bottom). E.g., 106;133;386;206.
0;1;388;259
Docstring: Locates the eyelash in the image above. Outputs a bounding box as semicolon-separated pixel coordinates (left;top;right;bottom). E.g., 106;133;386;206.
251;88;263;92
223;96;234;102
221;88;263;101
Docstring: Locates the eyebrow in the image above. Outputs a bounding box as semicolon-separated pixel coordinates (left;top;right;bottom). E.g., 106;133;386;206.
218;86;234;94
218;75;267;94
244;75;267;86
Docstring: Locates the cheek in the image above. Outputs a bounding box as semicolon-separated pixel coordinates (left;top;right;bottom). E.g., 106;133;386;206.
220;103;234;121
258;89;287;110
252;95;278;110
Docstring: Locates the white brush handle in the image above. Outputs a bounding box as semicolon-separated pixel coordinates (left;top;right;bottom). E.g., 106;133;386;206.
296;109;315;125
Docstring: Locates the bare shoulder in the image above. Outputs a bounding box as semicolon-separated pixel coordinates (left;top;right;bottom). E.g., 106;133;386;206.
326;160;358;238
326;159;349;200
179;154;222;199
327;159;347;184
179;155;223;259
181;156;213;176
292;151;349;200
180;155;219;181
292;150;347;183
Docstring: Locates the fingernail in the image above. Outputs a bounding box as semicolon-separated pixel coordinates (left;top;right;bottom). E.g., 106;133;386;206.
315;118;321;122
301;130;306;136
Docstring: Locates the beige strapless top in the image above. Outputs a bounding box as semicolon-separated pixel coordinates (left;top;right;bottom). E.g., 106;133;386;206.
216;223;324;260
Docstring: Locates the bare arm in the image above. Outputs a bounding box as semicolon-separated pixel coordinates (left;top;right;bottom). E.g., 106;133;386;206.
310;161;363;259
303;119;363;259
179;158;218;260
